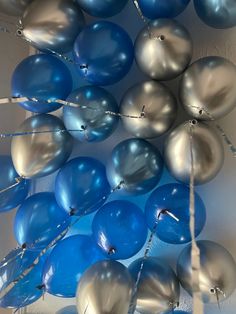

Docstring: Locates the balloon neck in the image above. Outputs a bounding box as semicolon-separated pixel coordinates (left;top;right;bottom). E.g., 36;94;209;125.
108;247;116;255
190;119;198;126
158;35;165;41
21;243;27;250
80;64;88;70
69;207;76;216
16;29;23;37
157;209;179;222
36;284;46;291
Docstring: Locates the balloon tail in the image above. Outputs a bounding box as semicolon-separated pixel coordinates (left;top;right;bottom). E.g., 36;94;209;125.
106;105;146;119
0;177;23;194
132;0;147;24
84;303;89;314
158;209;179;222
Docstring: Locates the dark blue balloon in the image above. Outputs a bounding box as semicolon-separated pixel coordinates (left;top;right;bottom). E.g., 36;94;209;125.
55;157;111;216
0;155;30;213
145;183;206;244
138;0;190;19
43;235;104;297
92;200;148;259
11;54;73;113
0;249;45;308
167;311;191;314
194;0;236;29
76;0;128;18
14;192;71;250
73;21;134;85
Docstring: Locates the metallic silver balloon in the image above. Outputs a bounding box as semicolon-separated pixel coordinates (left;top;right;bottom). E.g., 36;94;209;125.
164;120;224;185
177;240;236;303
76;260;135;314
129;257;180;314
11;114;73;179
120;81;177;139
180;56;236;120
107;138;163;195
21;0;85;53
0;0;32;16
135;19;193;81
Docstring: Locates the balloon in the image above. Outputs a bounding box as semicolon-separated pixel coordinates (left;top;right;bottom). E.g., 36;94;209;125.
120;81;177;138
194;0;236;29
11;54;73;113
76;260;134;314
164;120;224;185
137;0;190;19
0;155;30;213
177;240;236;303
76;0;128;18
21;0;85;53
107;138;163;195
14;192;71;250
63;86;119;142
92;200;148;259
73;21;134;85
0;249;45;308
11;114;73;179
43;235;104;297
135;19;192;81
145;183;206;244
0;0;32;16
57;306;78;314
129;257;180;314
55;157;111;216
180;56;236;120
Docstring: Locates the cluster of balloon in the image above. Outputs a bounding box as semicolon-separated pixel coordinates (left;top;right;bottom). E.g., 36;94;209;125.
0;0;33;16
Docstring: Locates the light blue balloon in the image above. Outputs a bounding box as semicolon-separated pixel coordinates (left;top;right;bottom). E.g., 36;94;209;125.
57;306;78;314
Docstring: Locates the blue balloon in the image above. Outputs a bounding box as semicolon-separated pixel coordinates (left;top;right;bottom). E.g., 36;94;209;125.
11;54;73;113
194;0;236;29
76;0;128;18
0;155;30;213
92;200;148;259
57;306;78;314
73;21;134;85
43;235;104;297
0;249;45;308
168;311;191;314
138;0;190;19
14;192;71;250
145;183;206;244
63;86;119;142
55;157;111;216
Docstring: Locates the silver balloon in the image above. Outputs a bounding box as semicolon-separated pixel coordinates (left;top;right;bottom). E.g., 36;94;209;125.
180;56;236;120
21;0;85;53
129;257;180;314
11;114;73;179
164;120;224;185
76;260;135;314
177;240;236;303
0;0;32;16
135;19;193;81
120;81;177;139
107;138;163;195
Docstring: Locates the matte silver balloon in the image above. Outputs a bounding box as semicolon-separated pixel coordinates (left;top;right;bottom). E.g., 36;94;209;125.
120;81;177;139
135;19;193;81
177;240;236;303
76;260;135;314
180;56;236;120
0;0;32;16
21;0;85;53
107;138;163;195
164;120;224;185
129;257;180;314
11;114;73;179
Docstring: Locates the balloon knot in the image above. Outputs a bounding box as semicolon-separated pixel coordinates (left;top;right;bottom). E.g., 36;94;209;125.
69;208;76;216
36;284;46;291
21;243;27;250
108;247;116;255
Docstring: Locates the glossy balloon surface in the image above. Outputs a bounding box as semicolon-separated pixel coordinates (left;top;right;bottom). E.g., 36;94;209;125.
11;114;73;179
11;54;73;113
57;306;78;314
73;21;134;85
0;0;32;16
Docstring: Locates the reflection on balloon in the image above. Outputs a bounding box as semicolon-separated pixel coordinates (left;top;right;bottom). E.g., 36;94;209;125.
129;257;180;314
55;157;110;216
11;54;73;113
0;0;33;16
11;114;73;179
145;183;206;244
135;19;192;81
0;155;30;213
180;56;236;120
63;86;119;142
164;120;224;185
77;260;134;314
107;138;163;195
177;240;236;303
120;81;177;138
92;200;148;259
21;0;85;53
73;21;134;85
43;235;104;297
